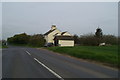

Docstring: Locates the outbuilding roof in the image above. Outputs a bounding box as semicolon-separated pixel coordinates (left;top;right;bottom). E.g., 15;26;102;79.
54;36;74;40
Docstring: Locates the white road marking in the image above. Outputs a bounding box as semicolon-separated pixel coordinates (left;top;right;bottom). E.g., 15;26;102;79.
26;51;31;56
34;58;64;80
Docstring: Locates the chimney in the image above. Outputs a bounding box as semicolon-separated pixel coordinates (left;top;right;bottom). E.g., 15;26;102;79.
51;25;57;30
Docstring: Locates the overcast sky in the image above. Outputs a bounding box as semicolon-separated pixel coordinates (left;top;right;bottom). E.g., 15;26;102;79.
2;2;118;40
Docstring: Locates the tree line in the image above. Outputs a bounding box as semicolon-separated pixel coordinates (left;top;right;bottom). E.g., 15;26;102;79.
7;28;118;47
7;33;46;47
73;28;118;46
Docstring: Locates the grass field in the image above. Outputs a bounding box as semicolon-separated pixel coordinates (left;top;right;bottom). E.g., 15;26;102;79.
47;45;119;67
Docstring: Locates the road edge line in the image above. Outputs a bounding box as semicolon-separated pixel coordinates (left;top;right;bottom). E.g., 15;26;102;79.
26;51;31;56
34;58;64;80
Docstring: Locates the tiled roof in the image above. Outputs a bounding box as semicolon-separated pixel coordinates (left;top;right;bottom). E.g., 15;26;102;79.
61;31;67;35
44;29;56;35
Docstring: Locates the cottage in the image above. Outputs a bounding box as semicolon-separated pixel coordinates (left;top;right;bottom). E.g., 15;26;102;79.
44;25;74;46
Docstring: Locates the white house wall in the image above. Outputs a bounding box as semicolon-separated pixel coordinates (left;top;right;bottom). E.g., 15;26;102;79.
59;40;74;46
44;35;48;43
47;29;61;43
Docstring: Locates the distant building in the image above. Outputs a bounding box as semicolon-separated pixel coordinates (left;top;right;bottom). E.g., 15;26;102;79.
44;25;74;46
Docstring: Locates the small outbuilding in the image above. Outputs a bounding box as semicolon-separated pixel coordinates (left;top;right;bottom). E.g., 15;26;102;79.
54;36;74;46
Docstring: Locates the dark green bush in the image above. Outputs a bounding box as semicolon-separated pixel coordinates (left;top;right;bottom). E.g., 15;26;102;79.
76;34;118;46
28;34;45;47
7;33;46;47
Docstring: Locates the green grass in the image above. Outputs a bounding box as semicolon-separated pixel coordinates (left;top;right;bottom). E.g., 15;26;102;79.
0;45;8;48
46;45;119;67
2;45;8;48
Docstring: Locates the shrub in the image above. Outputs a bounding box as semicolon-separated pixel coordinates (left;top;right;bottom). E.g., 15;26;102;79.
7;33;46;47
28;34;46;47
7;33;30;44
79;34;118;46
79;34;98;46
102;35;118;45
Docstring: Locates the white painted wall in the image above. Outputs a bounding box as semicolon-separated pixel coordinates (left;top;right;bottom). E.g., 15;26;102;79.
59;40;74;46
46;29;61;43
44;35;48;43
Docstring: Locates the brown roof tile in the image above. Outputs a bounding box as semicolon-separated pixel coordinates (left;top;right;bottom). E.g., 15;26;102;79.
44;29;56;35
61;31;67;35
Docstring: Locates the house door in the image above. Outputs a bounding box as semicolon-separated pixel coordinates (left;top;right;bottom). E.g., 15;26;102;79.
54;39;58;46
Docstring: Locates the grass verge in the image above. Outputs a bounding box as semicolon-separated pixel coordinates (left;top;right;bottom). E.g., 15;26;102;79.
46;45;119;68
0;45;8;48
2;45;8;48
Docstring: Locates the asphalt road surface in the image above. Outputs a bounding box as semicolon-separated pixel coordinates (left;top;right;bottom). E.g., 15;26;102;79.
0;49;2;79
2;46;118;79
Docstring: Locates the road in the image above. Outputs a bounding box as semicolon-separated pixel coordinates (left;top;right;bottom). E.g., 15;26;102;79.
0;49;2;79
2;46;118;79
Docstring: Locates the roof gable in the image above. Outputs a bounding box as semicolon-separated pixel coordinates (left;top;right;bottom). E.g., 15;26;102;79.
61;31;67;35
44;29;56;35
